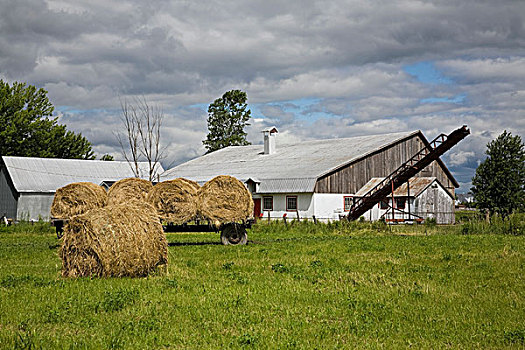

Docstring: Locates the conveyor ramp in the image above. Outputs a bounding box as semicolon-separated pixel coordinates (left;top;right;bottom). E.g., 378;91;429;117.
347;125;470;221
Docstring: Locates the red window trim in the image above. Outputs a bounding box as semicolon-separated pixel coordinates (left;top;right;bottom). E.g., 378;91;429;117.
343;196;353;211
286;195;298;211
263;196;273;211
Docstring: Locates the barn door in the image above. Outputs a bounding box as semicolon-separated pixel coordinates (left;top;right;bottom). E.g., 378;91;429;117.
253;198;261;220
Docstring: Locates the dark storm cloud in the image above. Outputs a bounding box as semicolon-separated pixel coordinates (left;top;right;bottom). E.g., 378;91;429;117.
3;0;524;102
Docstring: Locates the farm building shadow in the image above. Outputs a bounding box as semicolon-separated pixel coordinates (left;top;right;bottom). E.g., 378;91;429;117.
168;241;222;246
168;241;259;246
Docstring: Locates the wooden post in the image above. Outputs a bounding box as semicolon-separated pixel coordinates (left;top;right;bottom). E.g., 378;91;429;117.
267;210;271;223
296;210;300;221
283;214;287;226
407;179;411;221
392;181;396;223
313;215;317;224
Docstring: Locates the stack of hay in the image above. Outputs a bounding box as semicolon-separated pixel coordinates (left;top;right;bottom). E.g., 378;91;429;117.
53;178;167;278
55;175;253;277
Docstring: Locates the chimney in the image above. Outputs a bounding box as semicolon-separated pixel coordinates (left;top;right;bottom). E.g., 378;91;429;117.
262;127;278;155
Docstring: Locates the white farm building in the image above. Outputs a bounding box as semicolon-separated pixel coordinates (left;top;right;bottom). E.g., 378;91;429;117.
0;156;163;221
162;128;459;223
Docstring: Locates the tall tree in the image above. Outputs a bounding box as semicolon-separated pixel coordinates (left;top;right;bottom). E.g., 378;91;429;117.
203;89;251;153
116;97;166;181
471;131;525;218
0;80;94;159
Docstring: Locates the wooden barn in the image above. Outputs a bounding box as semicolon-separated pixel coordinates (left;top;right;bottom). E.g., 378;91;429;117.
0;156;163;221
162;127;465;223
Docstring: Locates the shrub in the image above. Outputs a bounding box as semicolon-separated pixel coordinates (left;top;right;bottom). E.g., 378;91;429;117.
460;212;524;235
0;220;55;234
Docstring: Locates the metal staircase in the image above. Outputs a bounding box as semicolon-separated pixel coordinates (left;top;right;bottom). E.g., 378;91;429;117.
347;125;470;221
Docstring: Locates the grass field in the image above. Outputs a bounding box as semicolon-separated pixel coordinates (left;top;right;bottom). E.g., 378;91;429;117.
0;221;524;349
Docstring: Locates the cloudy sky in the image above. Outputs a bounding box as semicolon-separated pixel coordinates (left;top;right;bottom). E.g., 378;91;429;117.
1;0;524;192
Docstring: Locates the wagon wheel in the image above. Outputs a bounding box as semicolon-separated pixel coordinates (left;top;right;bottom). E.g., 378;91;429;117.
220;223;248;246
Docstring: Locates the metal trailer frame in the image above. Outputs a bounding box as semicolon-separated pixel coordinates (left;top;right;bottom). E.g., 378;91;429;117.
52;218;255;245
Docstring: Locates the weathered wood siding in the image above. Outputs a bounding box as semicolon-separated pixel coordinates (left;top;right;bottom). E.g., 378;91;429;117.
314;134;456;196
0;166;18;219
414;184;455;224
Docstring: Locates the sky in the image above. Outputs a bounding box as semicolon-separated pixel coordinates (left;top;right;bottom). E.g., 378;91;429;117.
1;0;524;193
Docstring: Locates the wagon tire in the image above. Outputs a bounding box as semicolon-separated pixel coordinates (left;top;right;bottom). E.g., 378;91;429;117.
221;223;248;245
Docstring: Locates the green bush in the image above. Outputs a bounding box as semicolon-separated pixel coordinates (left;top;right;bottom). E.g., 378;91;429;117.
0;220;55;234
460;212;524;235
455;210;484;223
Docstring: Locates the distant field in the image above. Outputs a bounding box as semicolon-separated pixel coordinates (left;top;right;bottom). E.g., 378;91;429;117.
0;221;524;349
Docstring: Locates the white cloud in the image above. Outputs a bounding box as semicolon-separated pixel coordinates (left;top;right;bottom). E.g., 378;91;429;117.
449;151;475;166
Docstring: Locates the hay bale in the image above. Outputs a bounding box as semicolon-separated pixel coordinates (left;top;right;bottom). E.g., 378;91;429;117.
146;178;200;224
107;178;153;206
197;175;253;224
60;203;168;278
51;182;107;219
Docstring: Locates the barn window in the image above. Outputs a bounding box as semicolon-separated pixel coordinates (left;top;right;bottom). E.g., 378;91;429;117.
344;196;352;211
396;198;406;209
263;196;273;211
380;200;389;210
286;196;297;211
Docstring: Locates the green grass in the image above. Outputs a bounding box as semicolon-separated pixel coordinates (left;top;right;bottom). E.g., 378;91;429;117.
0;222;524;349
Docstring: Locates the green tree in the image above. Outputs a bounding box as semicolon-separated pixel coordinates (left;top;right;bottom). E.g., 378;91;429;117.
203;89;251;153
0;80;94;159
100;154;114;161
471;131;525;218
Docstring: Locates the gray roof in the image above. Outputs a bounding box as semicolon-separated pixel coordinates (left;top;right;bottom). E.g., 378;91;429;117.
161;130;423;192
2;156;164;193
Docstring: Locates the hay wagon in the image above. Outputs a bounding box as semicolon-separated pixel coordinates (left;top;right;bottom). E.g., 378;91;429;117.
52;218;255;246
163;220;254;245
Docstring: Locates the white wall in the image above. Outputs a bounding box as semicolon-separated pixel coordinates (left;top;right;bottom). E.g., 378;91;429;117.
17;193;54;221
313;193;353;221
254;193;313;220
254;193;353;221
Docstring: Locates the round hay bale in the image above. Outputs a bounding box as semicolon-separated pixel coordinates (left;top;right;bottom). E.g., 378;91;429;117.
146;178;200;224
107;178;153;206
60;203;168;278
51;182;107;219
197;175;253;224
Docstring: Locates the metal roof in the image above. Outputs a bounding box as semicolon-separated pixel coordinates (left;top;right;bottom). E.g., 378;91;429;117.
257;178;318;193
161;130;425;192
2;156;164;193
354;177;452;198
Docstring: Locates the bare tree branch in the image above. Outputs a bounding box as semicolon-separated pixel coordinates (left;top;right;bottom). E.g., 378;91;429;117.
116;97;166;181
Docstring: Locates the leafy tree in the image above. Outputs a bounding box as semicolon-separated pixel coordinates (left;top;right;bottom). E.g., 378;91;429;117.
0;80;94;159
471;131;525;218
203;89;251;153
100;154;114;161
